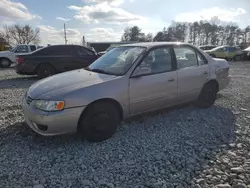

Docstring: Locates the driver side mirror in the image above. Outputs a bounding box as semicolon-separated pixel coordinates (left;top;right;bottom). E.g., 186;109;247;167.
132;65;152;78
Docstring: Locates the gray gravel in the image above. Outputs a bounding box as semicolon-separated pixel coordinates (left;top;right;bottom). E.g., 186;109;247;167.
0;62;250;188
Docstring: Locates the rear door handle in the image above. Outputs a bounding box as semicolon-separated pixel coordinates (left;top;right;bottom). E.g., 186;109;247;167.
168;78;175;82
203;71;208;75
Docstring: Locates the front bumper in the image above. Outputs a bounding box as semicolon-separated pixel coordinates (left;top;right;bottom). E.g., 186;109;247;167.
22;97;86;136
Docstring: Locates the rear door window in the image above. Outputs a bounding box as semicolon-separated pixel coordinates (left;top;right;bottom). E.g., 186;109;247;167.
34;46;54;55
53;46;75;56
173;46;198;69
74;46;95;56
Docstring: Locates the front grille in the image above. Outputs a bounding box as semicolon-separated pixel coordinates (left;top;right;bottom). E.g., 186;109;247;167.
26;96;33;105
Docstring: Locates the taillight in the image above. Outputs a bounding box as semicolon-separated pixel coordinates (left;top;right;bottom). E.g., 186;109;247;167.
16;56;24;64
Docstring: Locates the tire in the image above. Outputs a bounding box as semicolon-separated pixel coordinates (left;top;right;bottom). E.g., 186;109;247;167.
0;58;11;68
196;82;218;108
234;55;241;61
78;101;121;142
37;64;55;78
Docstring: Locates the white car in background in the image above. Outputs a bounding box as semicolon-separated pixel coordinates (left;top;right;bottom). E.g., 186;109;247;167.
0;44;38;68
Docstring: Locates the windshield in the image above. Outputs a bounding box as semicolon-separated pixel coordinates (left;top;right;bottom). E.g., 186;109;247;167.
11;46;18;52
88;46;145;76
211;46;224;51
106;44;122;52
106;46;116;52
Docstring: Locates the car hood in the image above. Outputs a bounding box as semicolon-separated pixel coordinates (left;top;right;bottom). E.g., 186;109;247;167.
0;51;13;55
28;69;116;99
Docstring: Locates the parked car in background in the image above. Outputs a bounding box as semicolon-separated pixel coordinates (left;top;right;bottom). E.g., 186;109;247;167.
22;42;230;142
0;44;38;68
16;45;99;78
199;45;217;51
242;46;250;60
204;46;244;61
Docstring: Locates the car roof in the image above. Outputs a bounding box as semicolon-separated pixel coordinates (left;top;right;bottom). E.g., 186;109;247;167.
120;42;191;48
45;44;95;51
199;45;217;47
48;44;87;48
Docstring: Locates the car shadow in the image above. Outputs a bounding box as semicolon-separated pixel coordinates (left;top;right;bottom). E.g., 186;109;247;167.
0;76;39;89
0;105;236;187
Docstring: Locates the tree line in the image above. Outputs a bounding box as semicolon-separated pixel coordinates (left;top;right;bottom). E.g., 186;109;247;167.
0;24;40;48
121;18;250;46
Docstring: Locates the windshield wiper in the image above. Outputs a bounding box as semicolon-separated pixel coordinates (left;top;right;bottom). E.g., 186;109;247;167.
84;66;90;71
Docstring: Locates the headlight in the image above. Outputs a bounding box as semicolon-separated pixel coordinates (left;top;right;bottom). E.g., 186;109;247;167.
34;100;65;111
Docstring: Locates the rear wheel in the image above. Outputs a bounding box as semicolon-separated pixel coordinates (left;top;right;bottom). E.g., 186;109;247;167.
0;58;11;68
234;55;241;61
196;82;218;108
78;101;121;142
37;64;55;78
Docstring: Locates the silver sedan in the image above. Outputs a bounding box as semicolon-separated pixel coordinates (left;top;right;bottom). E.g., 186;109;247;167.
22;42;230;142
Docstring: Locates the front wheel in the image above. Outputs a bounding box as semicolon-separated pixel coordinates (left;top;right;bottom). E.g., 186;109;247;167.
0;58;11;68
78;102;121;142
195;82;217;108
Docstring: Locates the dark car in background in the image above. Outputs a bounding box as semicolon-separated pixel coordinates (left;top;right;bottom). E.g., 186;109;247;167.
199;45;218;51
16;45;99;78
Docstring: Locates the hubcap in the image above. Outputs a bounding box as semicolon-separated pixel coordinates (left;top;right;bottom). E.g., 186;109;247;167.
2;60;9;66
90;113;110;134
204;88;215;102
40;67;52;76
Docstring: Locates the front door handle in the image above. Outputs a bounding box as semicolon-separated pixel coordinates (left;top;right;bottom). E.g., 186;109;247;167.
203;71;208;75
168;78;175;82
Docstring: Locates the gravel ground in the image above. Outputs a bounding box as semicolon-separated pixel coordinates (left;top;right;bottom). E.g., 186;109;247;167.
0;62;250;188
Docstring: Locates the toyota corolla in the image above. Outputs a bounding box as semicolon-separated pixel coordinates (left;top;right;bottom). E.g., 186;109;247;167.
22;42;230;142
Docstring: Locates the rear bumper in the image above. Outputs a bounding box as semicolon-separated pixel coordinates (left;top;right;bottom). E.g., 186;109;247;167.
15;64;36;75
218;76;231;91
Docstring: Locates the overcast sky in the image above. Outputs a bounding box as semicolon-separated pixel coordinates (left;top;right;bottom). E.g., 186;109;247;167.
0;0;250;45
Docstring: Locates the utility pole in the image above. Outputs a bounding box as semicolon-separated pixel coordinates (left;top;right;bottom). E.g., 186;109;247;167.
64;23;67;45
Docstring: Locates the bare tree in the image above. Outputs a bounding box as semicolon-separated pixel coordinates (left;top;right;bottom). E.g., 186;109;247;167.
3;24;40;45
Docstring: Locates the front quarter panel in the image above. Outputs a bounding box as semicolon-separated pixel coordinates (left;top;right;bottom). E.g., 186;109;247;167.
1;51;16;62
62;76;130;116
